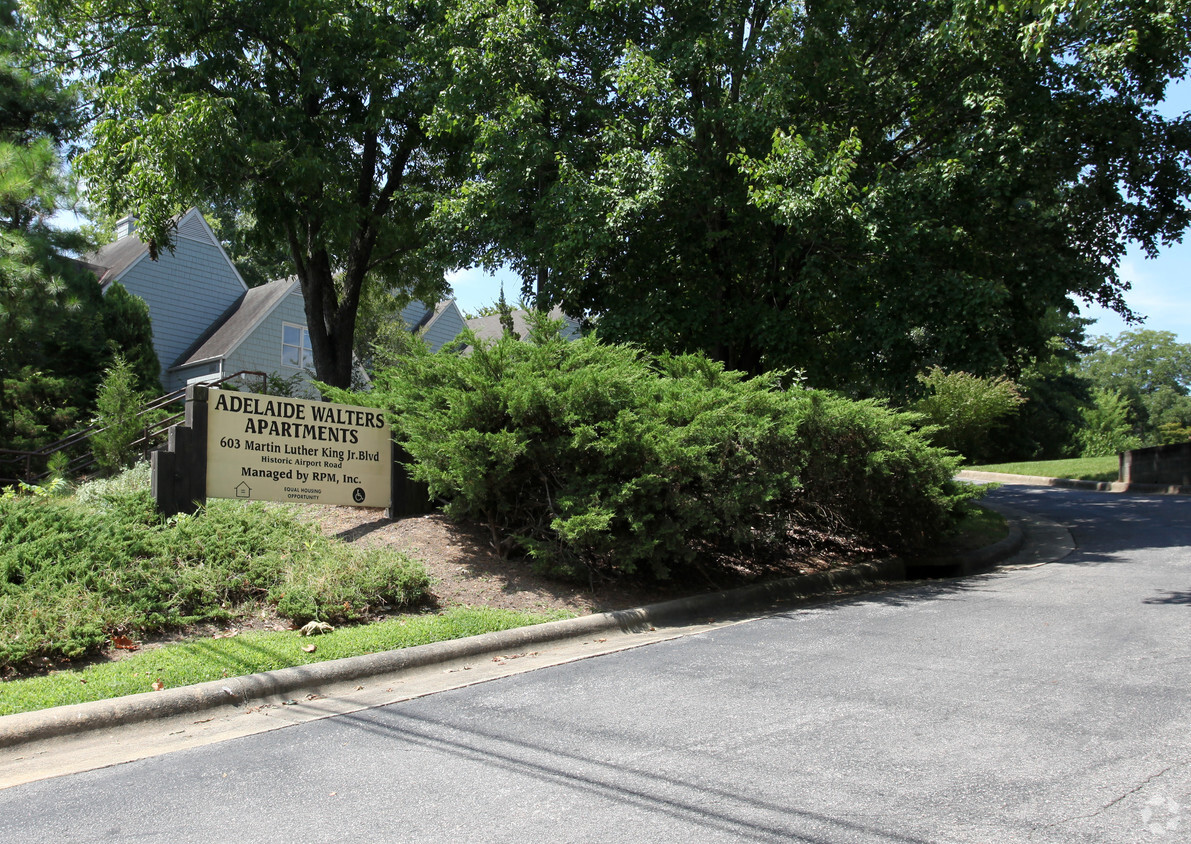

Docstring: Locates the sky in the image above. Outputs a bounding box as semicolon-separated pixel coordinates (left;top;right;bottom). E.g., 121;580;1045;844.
448;78;1191;344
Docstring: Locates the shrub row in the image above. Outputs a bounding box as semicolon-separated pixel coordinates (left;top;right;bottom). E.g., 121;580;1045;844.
0;468;429;672
330;316;976;582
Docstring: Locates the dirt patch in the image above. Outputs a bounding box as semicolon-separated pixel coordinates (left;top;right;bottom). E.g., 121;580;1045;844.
301;505;881;616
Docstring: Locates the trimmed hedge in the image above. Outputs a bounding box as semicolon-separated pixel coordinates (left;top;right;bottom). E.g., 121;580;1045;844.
331;316;975;580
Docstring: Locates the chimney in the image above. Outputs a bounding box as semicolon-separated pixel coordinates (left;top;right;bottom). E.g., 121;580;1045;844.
116;215;137;239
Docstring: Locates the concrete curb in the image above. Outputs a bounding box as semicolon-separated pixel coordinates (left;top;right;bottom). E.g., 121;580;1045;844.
957;470;1191;495
0;559;907;749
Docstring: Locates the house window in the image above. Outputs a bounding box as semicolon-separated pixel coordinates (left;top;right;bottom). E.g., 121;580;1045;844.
282;323;312;369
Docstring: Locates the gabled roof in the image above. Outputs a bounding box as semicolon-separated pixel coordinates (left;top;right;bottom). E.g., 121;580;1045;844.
421;298;462;335
83;233;152;288
82;208;248;292
402;298;457;330
170;277;299;370
465;305;580;345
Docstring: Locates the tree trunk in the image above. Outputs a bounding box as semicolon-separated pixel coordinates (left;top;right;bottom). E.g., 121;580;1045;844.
290;237;359;391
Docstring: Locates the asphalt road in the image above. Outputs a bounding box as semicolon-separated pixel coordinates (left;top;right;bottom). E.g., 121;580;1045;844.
2;485;1189;843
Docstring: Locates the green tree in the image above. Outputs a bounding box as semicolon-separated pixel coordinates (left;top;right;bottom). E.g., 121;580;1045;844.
913;368;1026;463
1076;388;1143;457
0;1;159;461
89;355;147;474
1;0;91;452
429;0;640;307
439;0;1191;397
0;0;81;377
1080;329;1191;443
495;286;519;340
32;0;462;389
100;283;160;393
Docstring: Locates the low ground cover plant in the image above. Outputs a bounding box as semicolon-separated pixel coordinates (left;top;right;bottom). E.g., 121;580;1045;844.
330;316;977;583
0;466;430;674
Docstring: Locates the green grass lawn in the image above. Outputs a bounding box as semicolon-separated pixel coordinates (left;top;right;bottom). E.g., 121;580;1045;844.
966;456;1119;482
0;606;573;716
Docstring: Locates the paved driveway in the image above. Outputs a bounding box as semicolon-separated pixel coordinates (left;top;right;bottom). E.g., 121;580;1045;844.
2;485;1189;842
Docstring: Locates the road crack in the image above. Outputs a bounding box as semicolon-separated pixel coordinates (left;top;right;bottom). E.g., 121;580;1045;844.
1029;760;1188;839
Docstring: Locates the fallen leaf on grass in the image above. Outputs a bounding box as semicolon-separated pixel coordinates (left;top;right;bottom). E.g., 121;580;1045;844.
213;630;239;639
152;679;165;691
299;621;334;636
302;644;317;653
112;635;140;651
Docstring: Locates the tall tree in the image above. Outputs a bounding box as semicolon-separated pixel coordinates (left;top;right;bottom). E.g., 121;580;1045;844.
0;0;157;457
32;0;461;388
429;0;643;307
442;0;1191;397
1081;329;1191;442
1;0;82;449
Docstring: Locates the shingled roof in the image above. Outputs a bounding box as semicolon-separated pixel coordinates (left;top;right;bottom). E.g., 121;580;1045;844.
82;232;153;288
464;305;581;345
170;277;298;369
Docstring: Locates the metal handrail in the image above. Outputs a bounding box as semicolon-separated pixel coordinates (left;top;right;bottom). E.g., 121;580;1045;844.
1;370;268;486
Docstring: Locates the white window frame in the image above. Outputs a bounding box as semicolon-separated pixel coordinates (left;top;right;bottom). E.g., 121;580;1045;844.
282;322;313;369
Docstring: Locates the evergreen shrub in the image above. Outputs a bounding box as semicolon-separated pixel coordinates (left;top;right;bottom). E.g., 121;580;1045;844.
90;355;150;474
330;316;974;581
0;469;430;672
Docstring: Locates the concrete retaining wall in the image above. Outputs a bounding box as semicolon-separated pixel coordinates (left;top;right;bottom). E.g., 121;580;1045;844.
1120;442;1191;486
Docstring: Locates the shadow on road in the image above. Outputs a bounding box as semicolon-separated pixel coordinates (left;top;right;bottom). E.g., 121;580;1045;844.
1143;590;1191;605
329;705;937;844
985;485;1191;565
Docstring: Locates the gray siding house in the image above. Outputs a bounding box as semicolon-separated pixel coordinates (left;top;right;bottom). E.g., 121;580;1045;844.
401;299;469;351
84;208;472;394
169;276;312;391
83;209;251;391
